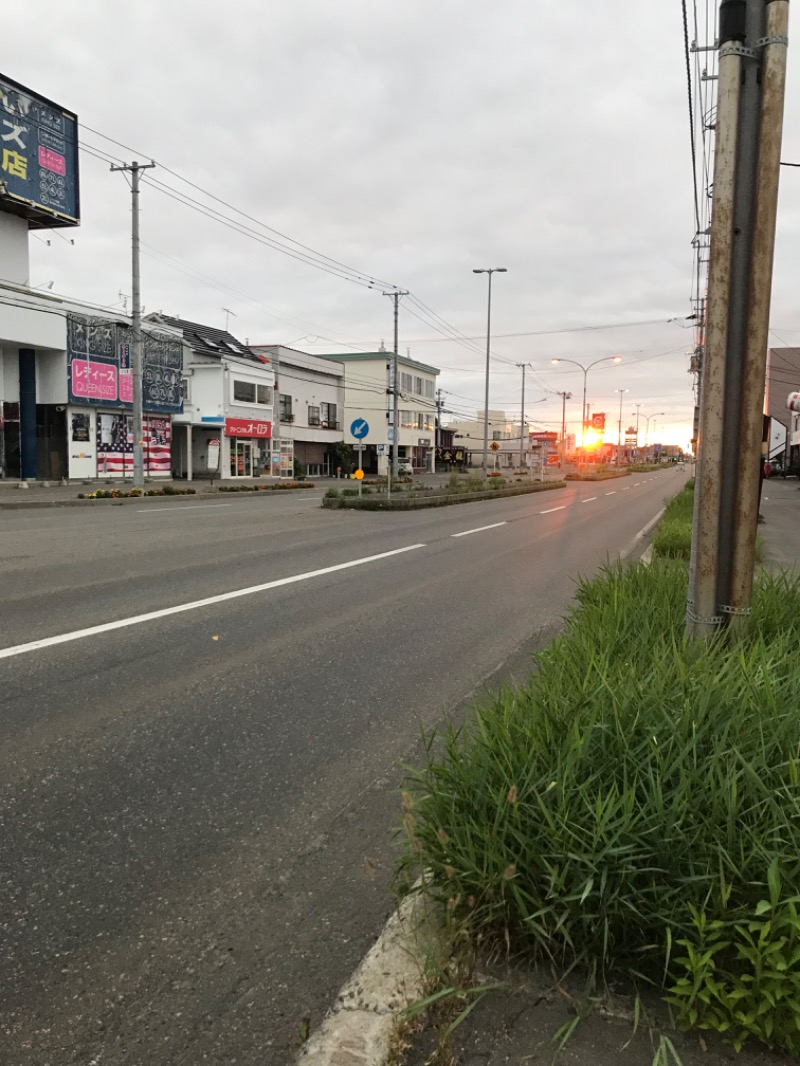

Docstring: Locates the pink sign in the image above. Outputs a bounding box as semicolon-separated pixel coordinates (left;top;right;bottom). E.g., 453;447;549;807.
38;145;67;176
71;360;118;401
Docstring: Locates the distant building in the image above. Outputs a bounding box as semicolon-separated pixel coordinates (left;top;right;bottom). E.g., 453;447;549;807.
315;348;439;474
766;347;800;468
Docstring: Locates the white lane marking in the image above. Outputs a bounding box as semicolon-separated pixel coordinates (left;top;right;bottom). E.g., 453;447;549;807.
450;521;507;538
0;543;426;661
136;504;234;512
605;491;616;496
633;482;641;486
622;487;630;491
540;506;566;514
581;497;598;503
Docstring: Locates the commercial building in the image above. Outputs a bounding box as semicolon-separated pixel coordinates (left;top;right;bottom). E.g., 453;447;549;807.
316;348;440;474
766;347;800;469
249;345;344;476
148;315;283;480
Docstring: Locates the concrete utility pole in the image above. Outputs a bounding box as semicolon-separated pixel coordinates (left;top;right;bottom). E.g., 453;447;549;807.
111;160;156;489
616;388;629;465
383;289;408;479
558;390;571;469
688;0;789;639
473;267;507;472
516;362;529;468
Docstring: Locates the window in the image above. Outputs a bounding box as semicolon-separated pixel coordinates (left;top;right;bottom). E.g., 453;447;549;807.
320;402;337;428
416;413;424;430
492;430;502;441
400;372;413;392
232;378;273;406
423;413;433;431
181;377;190;402
400;409;414;428
308;405;320;426
233;379;256;403
414;376;423;395
424;380;435;399
279;393;292;421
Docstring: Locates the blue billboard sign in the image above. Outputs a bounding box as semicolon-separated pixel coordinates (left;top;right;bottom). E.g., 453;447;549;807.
67;314;183;413
0;73;80;228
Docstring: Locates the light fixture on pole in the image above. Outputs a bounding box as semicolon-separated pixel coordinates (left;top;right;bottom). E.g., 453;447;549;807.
642;411;665;444
473;267;507;472
550;355;621;464
615;388;629;465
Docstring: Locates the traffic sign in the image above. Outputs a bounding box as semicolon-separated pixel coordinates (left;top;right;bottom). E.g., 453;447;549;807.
354;443;366;451
490;441;500;452
355;469;364;480
350;418;369;439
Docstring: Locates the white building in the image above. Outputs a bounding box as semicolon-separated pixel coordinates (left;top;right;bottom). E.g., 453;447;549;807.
250;345;345;476
149;315;284;480
316;348;440;475
446;410;528;470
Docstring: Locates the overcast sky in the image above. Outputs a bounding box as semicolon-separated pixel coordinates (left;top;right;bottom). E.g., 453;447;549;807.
7;0;800;447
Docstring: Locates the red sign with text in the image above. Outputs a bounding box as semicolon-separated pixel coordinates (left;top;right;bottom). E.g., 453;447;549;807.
224;417;272;438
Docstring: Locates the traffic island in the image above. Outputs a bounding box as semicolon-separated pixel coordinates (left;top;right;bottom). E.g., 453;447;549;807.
322;480;566;510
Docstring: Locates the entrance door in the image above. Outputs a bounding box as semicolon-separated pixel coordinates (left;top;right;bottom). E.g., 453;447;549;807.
230;439;253;477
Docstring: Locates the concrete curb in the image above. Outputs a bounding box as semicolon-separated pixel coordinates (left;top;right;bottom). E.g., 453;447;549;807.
620;507;665;562
296;891;437;1065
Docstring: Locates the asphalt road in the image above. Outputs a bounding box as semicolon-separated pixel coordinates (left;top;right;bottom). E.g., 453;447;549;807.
0;471;683;1065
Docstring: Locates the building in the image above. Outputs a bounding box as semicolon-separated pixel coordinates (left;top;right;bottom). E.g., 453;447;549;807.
446;410;527;470
0;74;182;483
147;315;283;480
249;345;344;476
766;347;800;469
315;348;440;474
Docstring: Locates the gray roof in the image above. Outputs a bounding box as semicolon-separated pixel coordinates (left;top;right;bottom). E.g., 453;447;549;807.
150;314;264;364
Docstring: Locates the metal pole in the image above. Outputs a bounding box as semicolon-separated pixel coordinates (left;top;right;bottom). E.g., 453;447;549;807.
111;159;155;490
482;271;493;472
616;388;627;465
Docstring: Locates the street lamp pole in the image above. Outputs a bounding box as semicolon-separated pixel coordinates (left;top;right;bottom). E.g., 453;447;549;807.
551;355;621;465
558;390;571;469
473;267;507;472
615;388;628;465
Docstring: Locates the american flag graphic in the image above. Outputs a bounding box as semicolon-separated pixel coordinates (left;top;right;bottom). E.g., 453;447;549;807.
96;414;171;476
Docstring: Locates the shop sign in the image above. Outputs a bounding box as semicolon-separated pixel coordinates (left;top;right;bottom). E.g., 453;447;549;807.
207;438;221;471
224;417;271;438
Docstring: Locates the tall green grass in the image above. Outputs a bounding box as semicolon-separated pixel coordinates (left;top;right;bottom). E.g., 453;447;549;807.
398;561;800;993
651;480;695;559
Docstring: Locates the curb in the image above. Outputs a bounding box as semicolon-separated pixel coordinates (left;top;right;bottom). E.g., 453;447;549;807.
620;506;665;562
296;891;437;1065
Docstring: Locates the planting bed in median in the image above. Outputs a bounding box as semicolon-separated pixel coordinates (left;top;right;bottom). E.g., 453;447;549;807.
322;480;565;510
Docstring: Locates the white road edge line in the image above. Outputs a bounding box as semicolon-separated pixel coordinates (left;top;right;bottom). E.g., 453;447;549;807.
540;506;565;514
0;543;427;661
581;497;598;503
605;491;616;496
450;521;507;538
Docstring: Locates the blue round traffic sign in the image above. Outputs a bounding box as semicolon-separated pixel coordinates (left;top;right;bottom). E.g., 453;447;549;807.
350;418;370;439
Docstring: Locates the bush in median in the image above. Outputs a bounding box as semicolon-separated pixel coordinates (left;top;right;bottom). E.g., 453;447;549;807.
398;559;800;1054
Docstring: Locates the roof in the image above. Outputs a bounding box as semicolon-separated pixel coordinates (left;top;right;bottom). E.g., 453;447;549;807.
315;351;440;376
149;314;262;363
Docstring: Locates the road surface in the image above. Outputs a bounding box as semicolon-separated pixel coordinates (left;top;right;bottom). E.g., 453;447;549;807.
0;471;681;1065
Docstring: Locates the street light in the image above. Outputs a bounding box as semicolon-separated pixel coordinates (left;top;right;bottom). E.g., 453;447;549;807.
641;411;665;444
550;355;622;462
473;267;507;472
615;388;629;465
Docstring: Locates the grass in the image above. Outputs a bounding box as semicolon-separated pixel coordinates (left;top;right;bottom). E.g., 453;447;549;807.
397;559;800;1051
651;480;695;559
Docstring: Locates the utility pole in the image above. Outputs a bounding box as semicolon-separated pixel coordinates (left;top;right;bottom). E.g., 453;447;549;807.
516;363;529;468
616;388;629;465
383;289;408;479
111;160;156;490
688;0;789;638
558;391;571;469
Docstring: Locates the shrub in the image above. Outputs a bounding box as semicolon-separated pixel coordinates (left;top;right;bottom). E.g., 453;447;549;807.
398;561;800;1052
325;487;342;499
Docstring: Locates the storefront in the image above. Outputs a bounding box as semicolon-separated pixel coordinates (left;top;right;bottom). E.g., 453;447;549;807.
224;417;293;478
68;407;173;480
